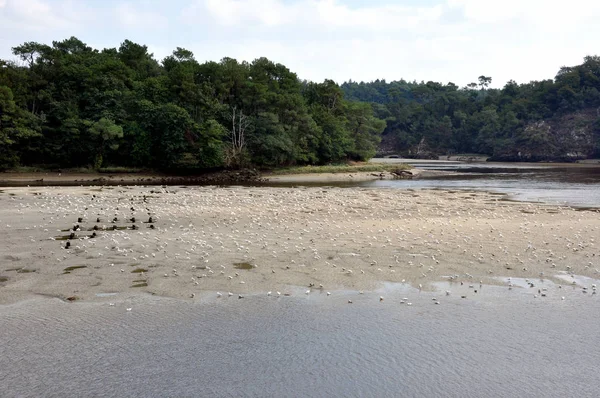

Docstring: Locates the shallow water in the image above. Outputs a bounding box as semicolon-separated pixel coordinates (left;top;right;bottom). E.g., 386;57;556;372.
265;162;600;208
368;163;600;208
2;284;599;398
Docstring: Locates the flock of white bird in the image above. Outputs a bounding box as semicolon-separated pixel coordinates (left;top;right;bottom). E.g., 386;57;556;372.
0;184;599;309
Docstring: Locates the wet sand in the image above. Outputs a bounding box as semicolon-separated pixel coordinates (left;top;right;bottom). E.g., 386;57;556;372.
0;169;265;187
0;172;167;185
0;185;598;304
266;168;452;183
0;167;447;187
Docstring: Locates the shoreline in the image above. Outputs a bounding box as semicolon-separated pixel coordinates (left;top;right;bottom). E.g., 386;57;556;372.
265;168;451;183
1;185;598;305
0;167;454;187
2;271;595;308
5;157;600;187
0;169;265;187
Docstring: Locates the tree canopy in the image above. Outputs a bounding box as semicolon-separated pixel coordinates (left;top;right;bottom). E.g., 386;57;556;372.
1;37;599;170
0;37;385;170
341;55;600;160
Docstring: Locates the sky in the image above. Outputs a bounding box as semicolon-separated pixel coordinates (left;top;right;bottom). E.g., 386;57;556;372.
0;0;599;88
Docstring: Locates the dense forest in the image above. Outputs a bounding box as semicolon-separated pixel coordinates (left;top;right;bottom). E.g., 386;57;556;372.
342;57;600;161
0;37;384;170
1;37;599;171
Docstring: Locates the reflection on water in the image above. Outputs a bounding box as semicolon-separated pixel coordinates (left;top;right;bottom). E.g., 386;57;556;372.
266;163;600;208
3;162;598;207
369;163;600;207
2;286;599;398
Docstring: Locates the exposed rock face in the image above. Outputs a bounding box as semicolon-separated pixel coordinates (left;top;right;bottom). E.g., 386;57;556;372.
376;135;437;159
378;107;600;162
375;133;401;157
491;108;600;162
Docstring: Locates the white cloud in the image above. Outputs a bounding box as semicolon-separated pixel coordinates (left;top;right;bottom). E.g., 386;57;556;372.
181;0;474;84
115;2;168;29
186;34;478;86
442;0;600;84
0;0;106;64
0;0;71;30
448;0;600;26
197;0;444;31
182;0;599;86
0;0;598;88
202;0;289;26
314;0;443;30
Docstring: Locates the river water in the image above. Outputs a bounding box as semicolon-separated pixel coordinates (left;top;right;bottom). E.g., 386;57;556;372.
2;283;599;398
367;161;600;208
265;162;600;207
2;163;600;397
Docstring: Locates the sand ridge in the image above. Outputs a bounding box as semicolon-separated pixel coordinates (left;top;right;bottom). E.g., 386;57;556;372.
0;185;599;304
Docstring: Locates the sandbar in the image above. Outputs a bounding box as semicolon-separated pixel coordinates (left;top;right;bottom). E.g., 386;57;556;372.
0;185;598;304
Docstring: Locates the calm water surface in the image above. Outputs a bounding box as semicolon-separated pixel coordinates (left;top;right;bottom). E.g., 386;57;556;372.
368;162;600;207
2;284;599;398
266;162;600;207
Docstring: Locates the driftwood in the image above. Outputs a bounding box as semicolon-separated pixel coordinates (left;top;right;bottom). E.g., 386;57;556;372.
370;170;412;180
390;169;413;179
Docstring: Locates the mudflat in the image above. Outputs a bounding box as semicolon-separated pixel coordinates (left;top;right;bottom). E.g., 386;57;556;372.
0;184;598;304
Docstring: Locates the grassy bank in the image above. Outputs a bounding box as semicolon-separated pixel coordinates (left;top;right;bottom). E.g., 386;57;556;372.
267;163;411;175
5;162;411;178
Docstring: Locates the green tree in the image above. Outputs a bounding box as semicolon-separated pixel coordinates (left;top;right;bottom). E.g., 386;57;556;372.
0;85;40;168
345;101;385;160
478;76;492;89
88;117;124;168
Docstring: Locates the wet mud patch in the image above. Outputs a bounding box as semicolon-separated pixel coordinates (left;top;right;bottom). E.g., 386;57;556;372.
6;267;36;273
234;262;254;270
131;280;148;288
63;265;87;274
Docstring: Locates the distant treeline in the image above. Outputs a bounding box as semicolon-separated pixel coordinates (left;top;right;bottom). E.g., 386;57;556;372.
342;56;600;160
1;37;599;170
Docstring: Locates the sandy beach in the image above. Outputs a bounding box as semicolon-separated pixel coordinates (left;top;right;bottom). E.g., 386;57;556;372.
0;183;599;304
265;168;449;183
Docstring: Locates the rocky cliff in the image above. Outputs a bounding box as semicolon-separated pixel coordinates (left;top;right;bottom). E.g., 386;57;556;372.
490;107;600;162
